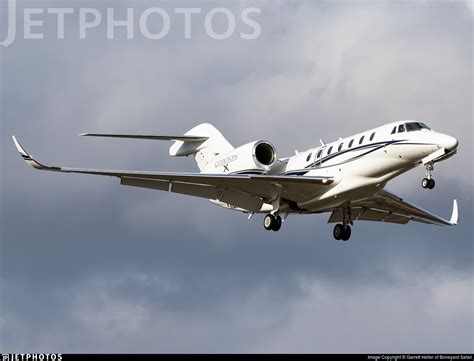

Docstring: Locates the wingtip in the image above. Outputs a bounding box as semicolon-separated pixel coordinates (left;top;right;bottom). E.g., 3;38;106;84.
12;135;30;158
12;136;54;171
450;199;458;225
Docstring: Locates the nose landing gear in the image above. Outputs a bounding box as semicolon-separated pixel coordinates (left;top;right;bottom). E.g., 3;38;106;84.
421;178;435;189
422;163;435;189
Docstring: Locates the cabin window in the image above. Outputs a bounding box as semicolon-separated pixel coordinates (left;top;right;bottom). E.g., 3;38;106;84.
391;126;396;134
398;124;405;133
338;143;343;152
349;139;354;148
316;149;323;158
306;153;312;162
327;146;333;155
370;132;376;141
359;136;365;145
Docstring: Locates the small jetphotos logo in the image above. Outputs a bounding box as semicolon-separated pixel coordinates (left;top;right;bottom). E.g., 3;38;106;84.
1;355;62;361
0;0;262;47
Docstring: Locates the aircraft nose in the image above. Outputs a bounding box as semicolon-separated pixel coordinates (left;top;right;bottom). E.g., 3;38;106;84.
443;135;458;152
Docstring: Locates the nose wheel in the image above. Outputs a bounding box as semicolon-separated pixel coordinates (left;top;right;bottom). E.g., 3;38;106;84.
422;163;435;189
264;214;282;231
421;178;435;189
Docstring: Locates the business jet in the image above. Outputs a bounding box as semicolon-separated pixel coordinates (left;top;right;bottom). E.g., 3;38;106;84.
12;120;459;241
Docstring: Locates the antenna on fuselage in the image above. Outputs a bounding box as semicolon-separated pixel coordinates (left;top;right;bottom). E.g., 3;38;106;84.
319;139;325;146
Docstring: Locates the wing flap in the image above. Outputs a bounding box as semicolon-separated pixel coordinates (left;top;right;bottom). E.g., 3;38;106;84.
120;177;169;191
328;207;411;224
383;213;411;224
120;177;265;212
357;209;390;222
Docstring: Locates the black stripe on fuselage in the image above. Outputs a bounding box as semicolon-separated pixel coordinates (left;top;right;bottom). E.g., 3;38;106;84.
284;140;432;174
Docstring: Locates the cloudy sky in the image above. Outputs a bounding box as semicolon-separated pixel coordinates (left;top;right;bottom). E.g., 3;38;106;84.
1;0;473;353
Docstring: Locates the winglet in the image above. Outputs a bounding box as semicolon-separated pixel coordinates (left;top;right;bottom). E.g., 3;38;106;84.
449;199;458;225
12;136;60;171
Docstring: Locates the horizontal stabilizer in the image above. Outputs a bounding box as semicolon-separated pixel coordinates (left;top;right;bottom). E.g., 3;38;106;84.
79;133;208;142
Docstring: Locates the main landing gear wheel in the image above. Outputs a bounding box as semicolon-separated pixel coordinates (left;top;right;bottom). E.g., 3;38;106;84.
264;214;275;230
263;214;282;231
340;225;351;241
421;178;435;189
333;224;351;241
272;215;282;232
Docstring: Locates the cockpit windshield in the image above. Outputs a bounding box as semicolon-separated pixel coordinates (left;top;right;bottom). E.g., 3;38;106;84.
404;122;431;132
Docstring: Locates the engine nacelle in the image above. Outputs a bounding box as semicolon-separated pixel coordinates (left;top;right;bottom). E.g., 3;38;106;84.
205;141;277;174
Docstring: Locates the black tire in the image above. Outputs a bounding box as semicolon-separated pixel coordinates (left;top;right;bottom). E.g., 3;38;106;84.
272;215;282;232
264;214;275;231
421;178;430;189
341;226;351;241
333;224;343;240
428;179;435;189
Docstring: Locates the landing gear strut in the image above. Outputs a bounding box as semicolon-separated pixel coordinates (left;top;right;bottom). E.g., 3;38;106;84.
421;163;435;189
264;214;282;232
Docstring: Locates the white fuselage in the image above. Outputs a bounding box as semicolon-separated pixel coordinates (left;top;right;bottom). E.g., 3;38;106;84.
283;121;457;211
208;121;458;213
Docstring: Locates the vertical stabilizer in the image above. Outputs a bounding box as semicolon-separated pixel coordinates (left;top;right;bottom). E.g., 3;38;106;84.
169;123;234;171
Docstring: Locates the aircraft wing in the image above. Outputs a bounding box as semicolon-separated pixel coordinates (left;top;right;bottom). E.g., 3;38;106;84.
13;136;334;212
328;189;458;226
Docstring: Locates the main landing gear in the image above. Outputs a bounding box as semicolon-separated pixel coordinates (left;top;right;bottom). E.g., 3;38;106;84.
421;163;435;189
333;224;351;241
264;213;282;232
333;206;353;241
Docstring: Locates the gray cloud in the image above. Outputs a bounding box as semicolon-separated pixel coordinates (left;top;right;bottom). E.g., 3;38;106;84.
2;268;472;353
1;0;472;353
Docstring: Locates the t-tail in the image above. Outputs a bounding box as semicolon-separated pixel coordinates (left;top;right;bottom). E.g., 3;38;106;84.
80;123;234;172
169;123;234;171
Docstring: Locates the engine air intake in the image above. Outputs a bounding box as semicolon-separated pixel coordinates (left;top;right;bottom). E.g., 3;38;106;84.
254;141;276;166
